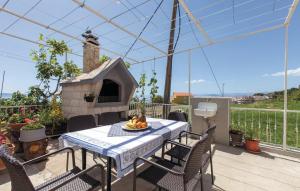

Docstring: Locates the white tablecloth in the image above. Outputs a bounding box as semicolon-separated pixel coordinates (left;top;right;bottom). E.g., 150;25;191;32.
59;118;189;177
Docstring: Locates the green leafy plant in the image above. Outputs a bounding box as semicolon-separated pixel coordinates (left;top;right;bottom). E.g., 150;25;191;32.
99;55;110;65
229;125;244;135
152;95;163;103
8;114;25;124
245;128;258;140
31;34;81;99
38;108;52;126
99;55;130;68
138;73;147;116
22;122;44;130
148;70;158;103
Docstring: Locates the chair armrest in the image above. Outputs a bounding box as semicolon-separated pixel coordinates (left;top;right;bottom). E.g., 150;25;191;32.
164;140;191;149
48;164;105;191
134;157;183;176
179;131;203;139
22;147;75;168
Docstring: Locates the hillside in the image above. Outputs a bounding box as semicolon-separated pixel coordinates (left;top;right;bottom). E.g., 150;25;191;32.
232;87;300;110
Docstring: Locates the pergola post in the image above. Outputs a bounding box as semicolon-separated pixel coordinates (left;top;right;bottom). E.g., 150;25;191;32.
188;49;191;122
283;25;289;150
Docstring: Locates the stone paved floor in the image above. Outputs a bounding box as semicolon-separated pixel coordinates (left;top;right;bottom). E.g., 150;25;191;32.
1;139;300;191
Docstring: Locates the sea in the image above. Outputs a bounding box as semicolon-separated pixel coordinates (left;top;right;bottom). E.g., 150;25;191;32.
0;93;12;99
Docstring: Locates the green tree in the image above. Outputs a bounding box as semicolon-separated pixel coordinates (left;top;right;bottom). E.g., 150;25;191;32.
99;55;131;68
153;95;163;103
99;55;110;65
31;34;81;99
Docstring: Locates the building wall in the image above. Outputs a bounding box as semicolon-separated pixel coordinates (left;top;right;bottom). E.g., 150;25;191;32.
61;64;135;119
191;97;231;145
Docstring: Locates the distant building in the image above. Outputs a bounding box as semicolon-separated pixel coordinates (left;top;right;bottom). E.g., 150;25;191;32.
253;95;269;101
171;92;192;105
232;96;255;104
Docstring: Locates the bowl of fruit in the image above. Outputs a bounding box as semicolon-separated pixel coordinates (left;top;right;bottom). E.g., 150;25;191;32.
123;116;148;131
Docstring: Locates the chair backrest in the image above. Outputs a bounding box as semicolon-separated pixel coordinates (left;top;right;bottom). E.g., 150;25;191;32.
203;125;216;152
67;115;96;132
167;111;188;122
183;134;209;183
0;145;35;191
98;112;121;126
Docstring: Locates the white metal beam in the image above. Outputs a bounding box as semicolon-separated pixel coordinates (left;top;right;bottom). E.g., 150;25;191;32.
0;7;139;63
72;0;167;56
131;24;284;65
177;0;213;44
284;0;299;26
283;26;289;150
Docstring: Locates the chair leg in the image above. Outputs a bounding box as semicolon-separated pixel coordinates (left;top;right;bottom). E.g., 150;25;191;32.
209;148;214;185
66;152;69;171
200;167;204;191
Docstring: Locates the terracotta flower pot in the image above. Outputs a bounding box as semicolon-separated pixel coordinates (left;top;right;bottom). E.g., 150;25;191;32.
0;143;15;171
8;123;27;153
8;123;27;131
245;139;261;154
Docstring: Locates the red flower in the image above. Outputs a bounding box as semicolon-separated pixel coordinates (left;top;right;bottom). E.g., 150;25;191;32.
24;118;34;124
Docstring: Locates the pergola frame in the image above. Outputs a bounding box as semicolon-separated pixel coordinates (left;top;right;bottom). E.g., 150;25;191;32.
0;0;299;150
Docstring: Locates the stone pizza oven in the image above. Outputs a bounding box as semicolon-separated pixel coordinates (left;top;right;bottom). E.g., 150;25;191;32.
60;30;138;119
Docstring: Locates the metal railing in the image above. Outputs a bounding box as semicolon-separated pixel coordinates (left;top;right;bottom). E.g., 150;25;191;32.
1;103;299;150
0;105;43;115
231;107;300;150
129;103;190;119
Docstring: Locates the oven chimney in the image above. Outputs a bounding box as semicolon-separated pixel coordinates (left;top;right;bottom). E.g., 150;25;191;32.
82;30;100;73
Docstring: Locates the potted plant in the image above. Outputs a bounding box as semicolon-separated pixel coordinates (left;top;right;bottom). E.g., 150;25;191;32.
0;121;15;171
8;113;28;153
229;126;244;146
245;128;261;154
84;93;95;102
20;122;48;160
8;113;26;130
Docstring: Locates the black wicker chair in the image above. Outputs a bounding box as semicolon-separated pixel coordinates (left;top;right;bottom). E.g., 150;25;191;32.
163;125;216;185
133;134;209;191
66;115;97;169
0;145;105;191
98;112;121;126
167;111;188;122
67;115;96;132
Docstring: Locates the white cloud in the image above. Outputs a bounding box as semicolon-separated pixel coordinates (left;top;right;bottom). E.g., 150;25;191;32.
263;67;300;77
185;79;205;84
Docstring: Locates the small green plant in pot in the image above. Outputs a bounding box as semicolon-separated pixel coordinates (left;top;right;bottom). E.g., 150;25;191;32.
229;125;244;146
245;128;261;154
20;122;48;160
20;122;46;142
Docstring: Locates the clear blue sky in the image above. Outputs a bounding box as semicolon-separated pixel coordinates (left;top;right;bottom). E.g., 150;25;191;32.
0;0;299;96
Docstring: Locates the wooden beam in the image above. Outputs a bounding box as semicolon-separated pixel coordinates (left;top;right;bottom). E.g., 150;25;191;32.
163;0;178;106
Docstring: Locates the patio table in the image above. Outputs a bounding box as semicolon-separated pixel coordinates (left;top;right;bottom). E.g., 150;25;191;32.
59;118;189;191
